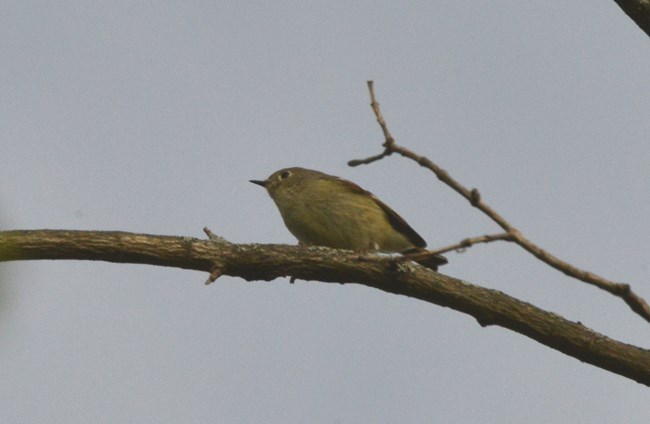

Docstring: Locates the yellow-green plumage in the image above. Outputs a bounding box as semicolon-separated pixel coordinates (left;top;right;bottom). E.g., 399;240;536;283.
251;167;447;270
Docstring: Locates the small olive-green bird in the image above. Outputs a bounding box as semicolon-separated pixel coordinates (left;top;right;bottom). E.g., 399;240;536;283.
250;167;447;270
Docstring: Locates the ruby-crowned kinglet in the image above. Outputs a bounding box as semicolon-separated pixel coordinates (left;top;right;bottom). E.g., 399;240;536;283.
250;167;447;270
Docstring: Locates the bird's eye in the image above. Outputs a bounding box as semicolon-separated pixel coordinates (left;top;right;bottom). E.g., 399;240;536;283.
279;171;291;180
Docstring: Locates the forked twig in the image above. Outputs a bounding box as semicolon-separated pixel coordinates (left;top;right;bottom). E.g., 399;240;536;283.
350;80;650;323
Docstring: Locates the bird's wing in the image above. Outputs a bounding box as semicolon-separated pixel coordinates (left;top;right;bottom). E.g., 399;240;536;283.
333;176;427;248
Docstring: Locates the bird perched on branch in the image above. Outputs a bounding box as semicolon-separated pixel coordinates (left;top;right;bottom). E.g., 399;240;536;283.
250;167;447;271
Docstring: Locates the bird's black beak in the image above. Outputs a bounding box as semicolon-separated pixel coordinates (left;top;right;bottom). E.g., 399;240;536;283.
249;179;267;187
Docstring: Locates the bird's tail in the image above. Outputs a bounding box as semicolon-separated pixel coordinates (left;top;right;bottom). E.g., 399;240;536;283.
401;247;448;271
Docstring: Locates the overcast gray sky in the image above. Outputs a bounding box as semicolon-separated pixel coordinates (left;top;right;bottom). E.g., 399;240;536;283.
2;1;649;423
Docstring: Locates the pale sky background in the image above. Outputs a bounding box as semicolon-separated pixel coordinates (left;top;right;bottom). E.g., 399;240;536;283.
2;1;650;423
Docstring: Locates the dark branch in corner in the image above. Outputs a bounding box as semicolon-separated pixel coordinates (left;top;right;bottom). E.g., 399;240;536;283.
349;81;650;324
613;0;650;38
1;229;650;385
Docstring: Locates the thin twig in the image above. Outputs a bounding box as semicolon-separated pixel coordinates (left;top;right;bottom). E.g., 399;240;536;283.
351;80;650;324
368;80;395;149
204;226;227;243
404;233;513;262
205;266;223;285
348;150;391;166
359;232;512;266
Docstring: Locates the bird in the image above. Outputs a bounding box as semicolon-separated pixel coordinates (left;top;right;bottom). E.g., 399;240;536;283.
250;167;447;270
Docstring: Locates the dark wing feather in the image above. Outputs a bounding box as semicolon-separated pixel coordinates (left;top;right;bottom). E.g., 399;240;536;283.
370;194;427;248
332;176;427;248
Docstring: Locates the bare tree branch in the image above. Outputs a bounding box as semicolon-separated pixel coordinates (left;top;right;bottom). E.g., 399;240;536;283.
360;233;513;266
1;229;649;385
614;0;650;37
400;233;513;262
350;81;650;324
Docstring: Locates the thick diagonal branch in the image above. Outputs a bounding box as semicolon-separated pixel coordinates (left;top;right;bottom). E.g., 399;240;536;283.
1;229;649;385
